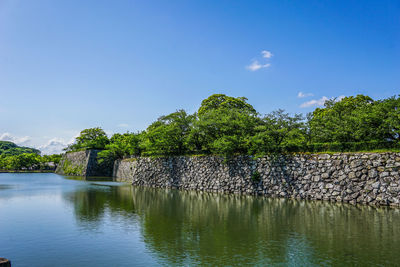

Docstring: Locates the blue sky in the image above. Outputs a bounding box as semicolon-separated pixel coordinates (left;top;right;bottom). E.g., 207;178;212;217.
0;0;399;154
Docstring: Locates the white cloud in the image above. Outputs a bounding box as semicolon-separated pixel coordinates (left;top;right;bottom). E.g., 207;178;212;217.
39;137;73;155
337;95;346;101
246;60;271;71
118;123;129;128
300;96;329;108
261;50;273;59
300;95;346;108
0;132;80;155
297;92;314;98
0;132;31;146
246;50;273;71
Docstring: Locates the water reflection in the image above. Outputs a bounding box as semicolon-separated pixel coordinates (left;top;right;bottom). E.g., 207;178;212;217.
64;176;115;181
63;184;135;224
64;185;400;266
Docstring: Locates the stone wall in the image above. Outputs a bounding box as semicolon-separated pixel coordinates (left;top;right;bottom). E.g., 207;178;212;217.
113;153;400;207
56;150;113;177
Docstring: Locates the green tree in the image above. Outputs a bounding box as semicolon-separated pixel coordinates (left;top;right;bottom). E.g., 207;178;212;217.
263;109;305;146
198;94;257;117
308;95;375;143
249;110;305;154
372;96;400;142
3;155;21;170
66;127;109;151
98;132;143;163
18;153;40;169
0;141;40;155
142;110;194;156
189;96;259;157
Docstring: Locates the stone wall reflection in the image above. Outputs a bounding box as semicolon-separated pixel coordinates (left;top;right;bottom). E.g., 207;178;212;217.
63;184;136;226
131;187;400;266
65;184;400;266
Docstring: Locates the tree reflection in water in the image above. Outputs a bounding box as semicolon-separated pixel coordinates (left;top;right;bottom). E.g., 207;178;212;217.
64;184;400;266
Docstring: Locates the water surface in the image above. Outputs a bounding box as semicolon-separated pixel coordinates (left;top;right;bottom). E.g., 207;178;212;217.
0;173;399;266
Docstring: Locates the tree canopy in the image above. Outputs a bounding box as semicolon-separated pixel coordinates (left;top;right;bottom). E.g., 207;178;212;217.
0;152;62;171
66;94;400;160
66;127;109;151
198;94;257;116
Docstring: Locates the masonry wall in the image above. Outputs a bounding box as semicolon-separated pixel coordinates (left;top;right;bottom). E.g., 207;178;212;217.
55;150;113;177
113;153;400;207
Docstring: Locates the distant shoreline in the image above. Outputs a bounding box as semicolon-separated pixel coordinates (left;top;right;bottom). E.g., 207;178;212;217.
0;170;54;173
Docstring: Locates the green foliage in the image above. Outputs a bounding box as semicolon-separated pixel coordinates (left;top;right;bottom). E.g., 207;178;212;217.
249;110;305;155
60;94;400;159
198;94;257;117
62;159;84;176
0;153;61;171
98;132;143;163
189;109;255;157
40;154;62;164
307;94;400;146
141;110;194;156
3;93;399;169
372;96;400;142
0;141;40;155
187;95;259;158
0;141;61;171
309;95;376;143
66;127;109;151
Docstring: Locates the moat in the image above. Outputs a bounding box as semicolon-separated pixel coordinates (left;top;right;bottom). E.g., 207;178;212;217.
1;173;399;266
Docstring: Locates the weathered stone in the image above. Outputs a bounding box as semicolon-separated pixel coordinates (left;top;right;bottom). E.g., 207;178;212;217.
377;166;385;172
321;173;330;179
112;153;400;207
350;160;363;168
380;172;389;178
325;183;334;189
368;169;378;178
372;182;380;189
313;175;321;182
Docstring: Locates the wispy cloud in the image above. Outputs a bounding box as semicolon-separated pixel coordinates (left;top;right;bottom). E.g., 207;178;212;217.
297;92;314;98
39;138;71;155
0;132;80;154
246;61;271;71
261;50;273;59
300;95;346;108
300;97;329;108
118;123;130;128
0;132;31;145
246;50;273;71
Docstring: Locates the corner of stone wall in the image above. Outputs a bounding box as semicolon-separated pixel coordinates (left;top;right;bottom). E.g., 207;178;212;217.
55;150;113;177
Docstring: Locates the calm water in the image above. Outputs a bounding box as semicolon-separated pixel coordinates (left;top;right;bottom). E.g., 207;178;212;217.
0;173;399;266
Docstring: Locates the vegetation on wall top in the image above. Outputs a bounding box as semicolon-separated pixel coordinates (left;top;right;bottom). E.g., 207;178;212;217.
64;94;400;162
